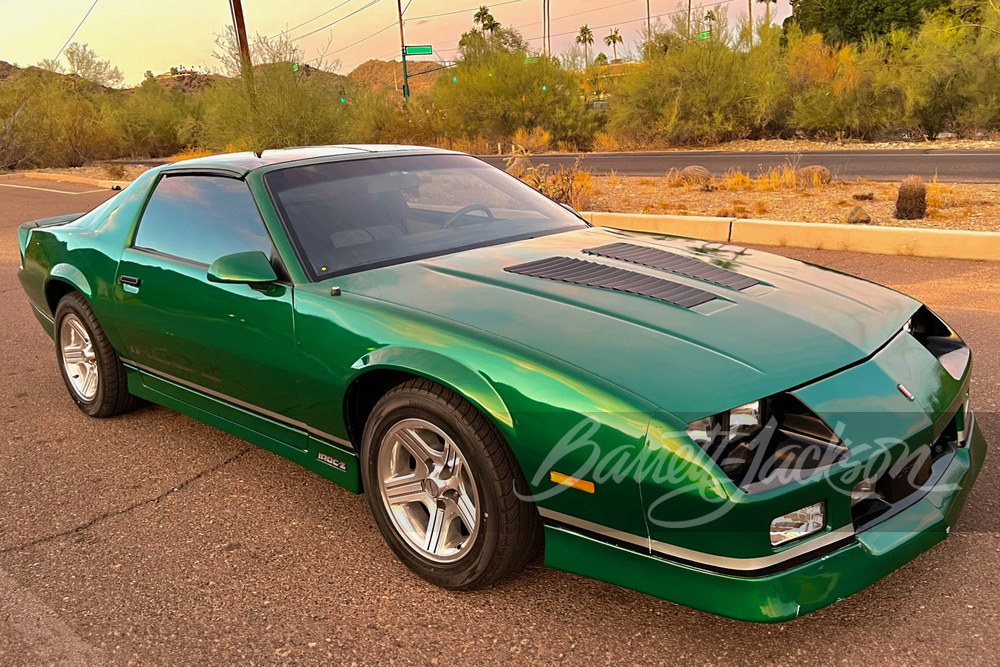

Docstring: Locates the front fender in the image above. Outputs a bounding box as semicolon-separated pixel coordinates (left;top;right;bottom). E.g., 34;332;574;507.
350;345;513;431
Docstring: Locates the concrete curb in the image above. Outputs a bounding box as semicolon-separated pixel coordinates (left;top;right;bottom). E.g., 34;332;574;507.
583;211;1000;262
22;172;131;190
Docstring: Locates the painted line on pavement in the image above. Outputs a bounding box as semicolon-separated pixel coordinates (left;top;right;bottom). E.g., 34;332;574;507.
0;183;106;195
0;567;107;666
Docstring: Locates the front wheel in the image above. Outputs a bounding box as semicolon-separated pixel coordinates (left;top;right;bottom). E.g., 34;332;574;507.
54;292;142;418
361;378;541;590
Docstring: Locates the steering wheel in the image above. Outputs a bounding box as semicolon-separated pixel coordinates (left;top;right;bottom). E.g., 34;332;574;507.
442;203;495;229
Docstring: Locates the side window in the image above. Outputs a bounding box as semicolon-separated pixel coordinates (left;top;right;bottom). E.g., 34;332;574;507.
134;175;273;266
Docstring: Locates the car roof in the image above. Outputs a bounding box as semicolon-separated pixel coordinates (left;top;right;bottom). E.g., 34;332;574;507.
160;144;454;176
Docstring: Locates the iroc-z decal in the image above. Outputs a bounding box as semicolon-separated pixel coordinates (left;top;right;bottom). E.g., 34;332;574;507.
318;452;348;471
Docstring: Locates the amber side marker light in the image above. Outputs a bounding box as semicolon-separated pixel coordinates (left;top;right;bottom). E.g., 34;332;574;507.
549;471;596;493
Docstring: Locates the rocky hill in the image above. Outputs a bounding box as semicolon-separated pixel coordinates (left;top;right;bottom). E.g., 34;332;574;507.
348;59;443;95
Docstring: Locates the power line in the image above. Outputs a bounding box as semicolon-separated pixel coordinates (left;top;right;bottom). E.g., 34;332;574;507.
406;0;529;22
327;21;398;56
291;0;383;42
518;0;642;30
432;0;738;54
280;0;355;37
53;0;100;61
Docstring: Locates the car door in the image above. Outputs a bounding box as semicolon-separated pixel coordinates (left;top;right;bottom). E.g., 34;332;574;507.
112;172;305;445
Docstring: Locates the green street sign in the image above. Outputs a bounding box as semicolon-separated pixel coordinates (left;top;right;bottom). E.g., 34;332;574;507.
695;30;711;40
404;45;433;56
524;56;539;64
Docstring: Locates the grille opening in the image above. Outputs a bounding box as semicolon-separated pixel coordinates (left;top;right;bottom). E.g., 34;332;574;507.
851;416;958;531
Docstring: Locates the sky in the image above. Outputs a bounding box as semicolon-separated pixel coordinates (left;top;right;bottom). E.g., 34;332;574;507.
1;0;791;85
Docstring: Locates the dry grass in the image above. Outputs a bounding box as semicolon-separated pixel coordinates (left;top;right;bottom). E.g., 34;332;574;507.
167;147;217;163
450;136;500;156
512;127;552;154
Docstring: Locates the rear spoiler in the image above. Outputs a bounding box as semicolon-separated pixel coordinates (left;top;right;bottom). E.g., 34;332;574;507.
18;213;83;264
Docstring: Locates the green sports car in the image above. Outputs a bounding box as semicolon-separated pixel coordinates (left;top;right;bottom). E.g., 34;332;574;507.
16;146;985;622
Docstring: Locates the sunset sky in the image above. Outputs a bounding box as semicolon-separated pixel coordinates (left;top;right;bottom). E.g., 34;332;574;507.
2;0;790;84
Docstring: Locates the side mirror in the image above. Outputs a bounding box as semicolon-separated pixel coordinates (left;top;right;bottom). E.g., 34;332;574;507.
207;251;278;285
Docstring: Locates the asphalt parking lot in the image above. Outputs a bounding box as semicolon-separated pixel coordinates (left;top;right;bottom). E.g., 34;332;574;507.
1;178;998;666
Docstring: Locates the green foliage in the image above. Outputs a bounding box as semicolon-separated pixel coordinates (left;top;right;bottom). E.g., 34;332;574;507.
607;20;788;144
785;29;913;138
431;51;595;148
791;0;949;43
103;79;195;157
200;64;351;152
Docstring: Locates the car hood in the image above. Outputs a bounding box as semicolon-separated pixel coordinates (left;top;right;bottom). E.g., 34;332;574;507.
337;227;919;417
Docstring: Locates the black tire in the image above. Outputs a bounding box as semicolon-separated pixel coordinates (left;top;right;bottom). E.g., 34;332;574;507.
361;378;542;590
54;292;142;418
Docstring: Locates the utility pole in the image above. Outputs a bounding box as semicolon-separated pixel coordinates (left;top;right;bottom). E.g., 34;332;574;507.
542;0;547;56
545;0;551;56
229;0;256;106
396;0;410;100
687;0;692;39
646;0;651;59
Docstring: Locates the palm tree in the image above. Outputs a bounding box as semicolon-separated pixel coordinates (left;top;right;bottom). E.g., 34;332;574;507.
473;6;493;31
576;24;595;65
603;28;623;61
484;15;502;34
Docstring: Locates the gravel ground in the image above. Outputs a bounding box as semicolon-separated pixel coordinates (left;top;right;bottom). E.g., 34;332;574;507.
0;179;998;666
589;175;1000;232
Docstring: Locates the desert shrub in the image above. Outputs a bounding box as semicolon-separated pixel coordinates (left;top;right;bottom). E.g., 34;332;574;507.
607;18;788;145
506;151;592;209
431;50;596;148
102;79;195;157
786;29;912;139
200;63;351;152
512;126;551;152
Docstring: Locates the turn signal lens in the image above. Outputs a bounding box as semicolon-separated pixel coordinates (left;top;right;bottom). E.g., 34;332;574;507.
769;502;825;547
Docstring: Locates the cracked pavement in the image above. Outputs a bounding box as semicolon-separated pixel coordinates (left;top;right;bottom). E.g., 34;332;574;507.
0;181;998;666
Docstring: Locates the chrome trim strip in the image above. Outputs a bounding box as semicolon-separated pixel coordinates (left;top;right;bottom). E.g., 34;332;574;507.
123;359;354;449
539;508;651;552
539;507;855;572
29;301;54;324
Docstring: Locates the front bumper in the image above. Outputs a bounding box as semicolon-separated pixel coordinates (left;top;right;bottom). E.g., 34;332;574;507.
543;418;986;622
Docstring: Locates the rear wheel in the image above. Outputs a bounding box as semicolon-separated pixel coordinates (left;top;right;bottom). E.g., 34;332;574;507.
361;378;541;590
54;292;142;418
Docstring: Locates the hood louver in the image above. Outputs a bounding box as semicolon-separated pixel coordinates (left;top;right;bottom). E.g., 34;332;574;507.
504;256;717;309
583;242;760;291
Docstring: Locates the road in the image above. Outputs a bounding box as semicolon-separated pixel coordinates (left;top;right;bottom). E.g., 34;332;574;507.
479;148;1000;182
1;178;998;666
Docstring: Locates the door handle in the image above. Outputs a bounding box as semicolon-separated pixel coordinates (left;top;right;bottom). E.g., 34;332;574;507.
119;276;141;287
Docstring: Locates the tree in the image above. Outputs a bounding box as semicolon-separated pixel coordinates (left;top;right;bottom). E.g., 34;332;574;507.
594;52;610;66
473;6;501;34
577;25;595;65
790;0;948;43
62;43;124;87
36;58;65;73
457;24;529;64
604;28;623;61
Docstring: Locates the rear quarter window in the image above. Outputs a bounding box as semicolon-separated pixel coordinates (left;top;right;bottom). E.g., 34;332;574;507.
134;174;273;266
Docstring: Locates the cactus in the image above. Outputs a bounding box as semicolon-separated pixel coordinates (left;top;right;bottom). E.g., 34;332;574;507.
895;176;927;220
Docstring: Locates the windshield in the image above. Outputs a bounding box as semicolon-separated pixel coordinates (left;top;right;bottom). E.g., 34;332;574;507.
263;153;587;280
